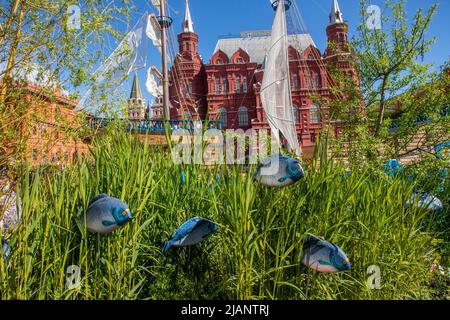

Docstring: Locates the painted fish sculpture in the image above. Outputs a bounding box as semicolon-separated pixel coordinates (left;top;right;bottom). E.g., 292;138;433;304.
384;159;404;176
301;235;351;273
254;154;305;188
407;192;443;212
1;236;11;265
82;194;132;234
163;217;218;252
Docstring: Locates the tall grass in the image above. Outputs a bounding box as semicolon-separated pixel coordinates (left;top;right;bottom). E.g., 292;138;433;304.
0;128;446;300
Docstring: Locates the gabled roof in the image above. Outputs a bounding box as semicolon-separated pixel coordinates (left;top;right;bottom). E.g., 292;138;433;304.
213;33;316;64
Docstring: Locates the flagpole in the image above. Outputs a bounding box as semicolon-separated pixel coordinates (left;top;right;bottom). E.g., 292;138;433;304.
160;0;171;121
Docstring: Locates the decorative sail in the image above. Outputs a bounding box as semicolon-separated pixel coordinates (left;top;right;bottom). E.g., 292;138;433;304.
147;13;162;55
260;1;301;156
146;66;163;97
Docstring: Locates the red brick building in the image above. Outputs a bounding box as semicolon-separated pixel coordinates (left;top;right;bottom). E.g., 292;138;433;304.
153;0;357;150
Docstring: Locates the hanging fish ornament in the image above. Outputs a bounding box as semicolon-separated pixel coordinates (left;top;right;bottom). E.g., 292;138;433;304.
81;194;132;234
407;192;443;212
301;235;351;273
254;154;304;188
384;159;404;176
163;217;218;252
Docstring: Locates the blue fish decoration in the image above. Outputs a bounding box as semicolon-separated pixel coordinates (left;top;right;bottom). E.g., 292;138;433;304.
384;159;404;176
301;235;351;273
407;192;443;212
254;154;305;188
163;217;218;252
82;194;132;234
1;236;11;265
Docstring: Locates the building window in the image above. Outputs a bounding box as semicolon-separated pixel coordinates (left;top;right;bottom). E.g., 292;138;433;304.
188;81;193;94
292;74;299;90
216;59;223;65
218;107;227;128
237;58;244;64
310;104;321;124
215;78;220;94
242;77;247;93
238;106;249;127
235;76;241;93
222;77;228;93
292;105;299;123
309;72;320;90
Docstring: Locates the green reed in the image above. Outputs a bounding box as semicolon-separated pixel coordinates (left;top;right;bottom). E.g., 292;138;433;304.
0;127;446;300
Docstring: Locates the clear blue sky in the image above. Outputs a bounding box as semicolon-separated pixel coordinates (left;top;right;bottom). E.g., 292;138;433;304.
100;0;450;106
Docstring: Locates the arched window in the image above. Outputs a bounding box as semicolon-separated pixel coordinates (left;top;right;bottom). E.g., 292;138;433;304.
238;106;249;127
235;76;241;93
215;78;220;94
310;104;321;124
292;74;299;90
291;105;299;123
309;72;320;90
218;107;227;128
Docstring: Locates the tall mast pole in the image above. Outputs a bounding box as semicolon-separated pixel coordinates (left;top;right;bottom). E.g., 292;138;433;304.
160;0;171;120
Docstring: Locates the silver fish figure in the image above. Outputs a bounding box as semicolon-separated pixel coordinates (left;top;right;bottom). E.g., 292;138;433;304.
163;217;218;252
254;154;305;188
301;235;351;273
82;194;132;234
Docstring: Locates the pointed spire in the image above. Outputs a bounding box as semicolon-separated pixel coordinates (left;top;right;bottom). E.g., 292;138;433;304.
329;0;344;24
182;0;194;33
130;71;143;100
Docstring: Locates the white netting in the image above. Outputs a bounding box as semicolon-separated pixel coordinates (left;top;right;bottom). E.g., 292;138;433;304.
260;1;301;157
77;12;149;112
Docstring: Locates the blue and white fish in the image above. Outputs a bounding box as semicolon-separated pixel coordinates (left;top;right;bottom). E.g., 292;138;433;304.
1;236;11;265
384;159;404;176
82;194;132;234
301;235;351;273
163;217;218;252
181;171;186;185
407;192;443;212
254;154;305;188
